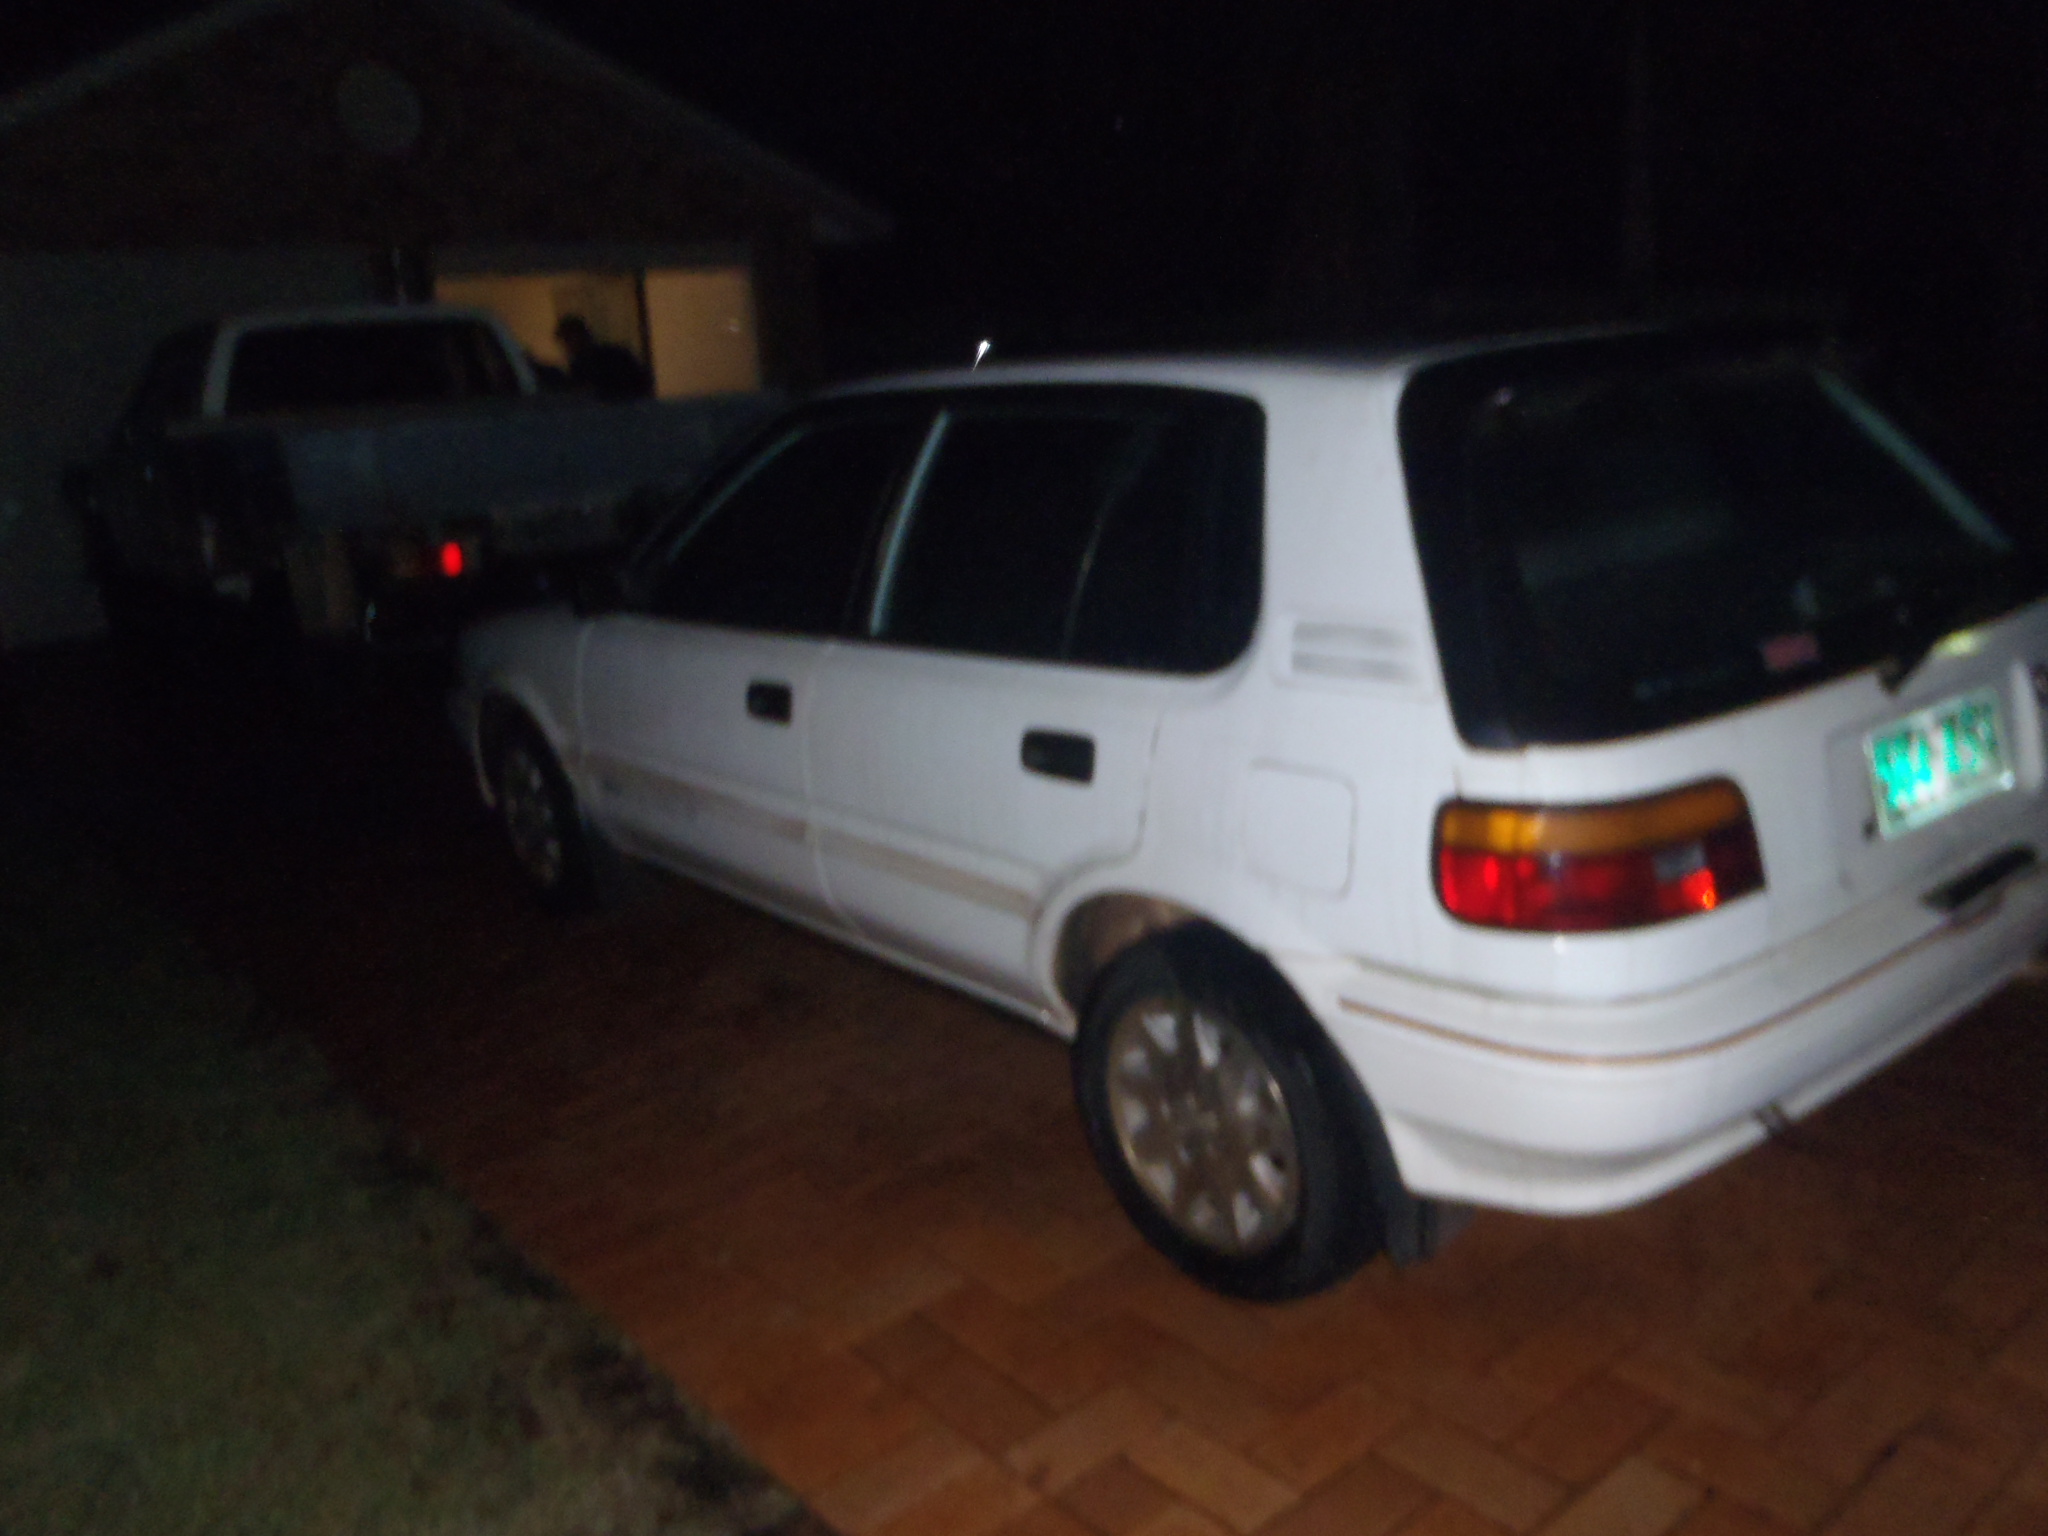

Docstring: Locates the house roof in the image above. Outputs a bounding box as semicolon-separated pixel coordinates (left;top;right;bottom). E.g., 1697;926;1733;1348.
0;0;890;243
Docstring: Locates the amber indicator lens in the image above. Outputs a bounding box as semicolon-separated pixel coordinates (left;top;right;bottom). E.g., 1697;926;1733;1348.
1435;777;1765;931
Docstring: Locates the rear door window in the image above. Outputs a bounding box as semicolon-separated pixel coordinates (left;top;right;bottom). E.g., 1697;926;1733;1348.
1400;338;2041;746
875;412;1133;660
871;387;1263;672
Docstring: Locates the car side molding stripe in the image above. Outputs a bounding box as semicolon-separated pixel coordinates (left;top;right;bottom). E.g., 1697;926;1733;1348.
1337;901;1998;1068
588;753;808;844
586;752;1038;919
816;829;1038;919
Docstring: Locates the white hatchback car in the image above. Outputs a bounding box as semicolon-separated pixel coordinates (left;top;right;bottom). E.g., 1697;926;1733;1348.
453;330;2048;1299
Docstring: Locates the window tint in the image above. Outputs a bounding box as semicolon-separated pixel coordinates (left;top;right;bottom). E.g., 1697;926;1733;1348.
1068;401;1265;671
224;320;522;415
1401;338;2041;746
875;390;1263;672
649;415;927;635
879;414;1139;659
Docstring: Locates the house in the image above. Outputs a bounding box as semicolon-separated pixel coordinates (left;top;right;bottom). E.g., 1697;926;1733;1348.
0;0;887;646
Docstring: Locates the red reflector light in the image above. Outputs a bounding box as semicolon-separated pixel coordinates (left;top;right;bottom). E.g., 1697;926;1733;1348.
1434;778;1765;932
438;540;465;578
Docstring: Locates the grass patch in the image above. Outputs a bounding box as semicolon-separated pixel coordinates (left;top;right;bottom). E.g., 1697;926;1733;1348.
0;830;807;1536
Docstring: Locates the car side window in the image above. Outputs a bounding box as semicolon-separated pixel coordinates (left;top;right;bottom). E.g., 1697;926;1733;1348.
1067;397;1265;672
648;415;928;635
876;412;1144;660
872;389;1264;673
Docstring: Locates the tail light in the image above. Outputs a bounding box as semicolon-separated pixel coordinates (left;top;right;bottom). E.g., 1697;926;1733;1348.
390;539;477;580
1435;777;1764;932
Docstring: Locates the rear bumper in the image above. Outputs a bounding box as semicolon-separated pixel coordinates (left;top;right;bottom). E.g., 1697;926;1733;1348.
1282;857;2048;1214
363;549;612;647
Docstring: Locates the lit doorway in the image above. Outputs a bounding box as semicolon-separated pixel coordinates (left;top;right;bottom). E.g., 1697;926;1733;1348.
436;266;760;397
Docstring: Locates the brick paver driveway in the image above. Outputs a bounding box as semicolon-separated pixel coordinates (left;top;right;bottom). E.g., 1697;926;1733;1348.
14;642;2048;1536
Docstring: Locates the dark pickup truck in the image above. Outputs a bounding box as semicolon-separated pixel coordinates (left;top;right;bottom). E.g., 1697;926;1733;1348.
71;304;775;641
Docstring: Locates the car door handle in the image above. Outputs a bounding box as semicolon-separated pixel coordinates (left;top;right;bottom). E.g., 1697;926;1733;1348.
746;680;793;724
1021;729;1094;784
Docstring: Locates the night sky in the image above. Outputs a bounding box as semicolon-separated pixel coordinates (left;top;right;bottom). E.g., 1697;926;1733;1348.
513;0;2048;384
5;0;2045;384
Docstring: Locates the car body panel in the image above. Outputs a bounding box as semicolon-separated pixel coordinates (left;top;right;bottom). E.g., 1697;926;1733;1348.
806;641;1170;1008
579;613;837;928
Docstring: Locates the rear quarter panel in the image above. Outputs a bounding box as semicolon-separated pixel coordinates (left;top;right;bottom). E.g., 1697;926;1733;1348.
1101;373;1474;976
1098;366;2048;1029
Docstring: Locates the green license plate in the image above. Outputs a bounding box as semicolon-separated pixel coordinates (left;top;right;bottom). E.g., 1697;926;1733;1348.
1866;687;2015;840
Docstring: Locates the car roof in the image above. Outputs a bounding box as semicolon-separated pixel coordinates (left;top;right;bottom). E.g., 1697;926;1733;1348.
819;318;1831;401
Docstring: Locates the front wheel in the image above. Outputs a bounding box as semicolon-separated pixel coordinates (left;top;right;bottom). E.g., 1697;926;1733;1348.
1073;928;1384;1300
489;718;617;914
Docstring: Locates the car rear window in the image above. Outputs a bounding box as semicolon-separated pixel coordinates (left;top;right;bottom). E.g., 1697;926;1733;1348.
224;320;523;416
1400;337;2044;746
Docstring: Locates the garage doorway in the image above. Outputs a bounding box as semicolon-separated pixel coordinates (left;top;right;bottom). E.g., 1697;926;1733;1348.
436;266;760;398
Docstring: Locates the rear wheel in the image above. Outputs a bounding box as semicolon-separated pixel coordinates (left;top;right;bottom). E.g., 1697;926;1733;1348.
1074;927;1384;1300
489;717;616;914
79;513;165;642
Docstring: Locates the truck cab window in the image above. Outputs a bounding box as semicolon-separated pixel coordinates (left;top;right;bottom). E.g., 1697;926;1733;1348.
224;320;522;416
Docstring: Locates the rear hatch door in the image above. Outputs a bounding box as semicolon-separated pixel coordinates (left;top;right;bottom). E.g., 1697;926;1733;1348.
1401;333;2048;971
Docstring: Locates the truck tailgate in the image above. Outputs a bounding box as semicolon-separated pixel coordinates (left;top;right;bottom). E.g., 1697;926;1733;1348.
278;394;777;534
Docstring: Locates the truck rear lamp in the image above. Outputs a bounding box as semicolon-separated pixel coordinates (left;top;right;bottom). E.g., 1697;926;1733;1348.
438;539;467;578
1435;777;1764;931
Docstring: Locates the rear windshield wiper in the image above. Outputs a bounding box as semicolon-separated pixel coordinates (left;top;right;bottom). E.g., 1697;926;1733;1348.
1878;615;1947;694
1877;565;2039;693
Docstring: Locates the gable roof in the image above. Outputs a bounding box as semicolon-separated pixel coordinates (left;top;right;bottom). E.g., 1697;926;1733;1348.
0;0;889;242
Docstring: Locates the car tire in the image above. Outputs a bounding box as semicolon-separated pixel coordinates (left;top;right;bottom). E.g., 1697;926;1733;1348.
489;716;619;915
79;513;159;642
1073;927;1385;1301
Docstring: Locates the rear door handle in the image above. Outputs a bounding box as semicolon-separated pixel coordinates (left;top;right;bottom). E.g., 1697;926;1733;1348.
1021;729;1094;784
746;680;793;723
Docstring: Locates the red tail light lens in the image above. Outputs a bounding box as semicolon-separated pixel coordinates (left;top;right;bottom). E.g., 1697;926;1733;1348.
1435;778;1765;932
438;540;466;578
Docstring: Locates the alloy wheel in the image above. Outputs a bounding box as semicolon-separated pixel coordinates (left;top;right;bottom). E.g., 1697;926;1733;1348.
500;741;565;891
1104;995;1302;1256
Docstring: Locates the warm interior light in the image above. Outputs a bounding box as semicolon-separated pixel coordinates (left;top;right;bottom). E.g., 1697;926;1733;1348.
1435;778;1764;931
